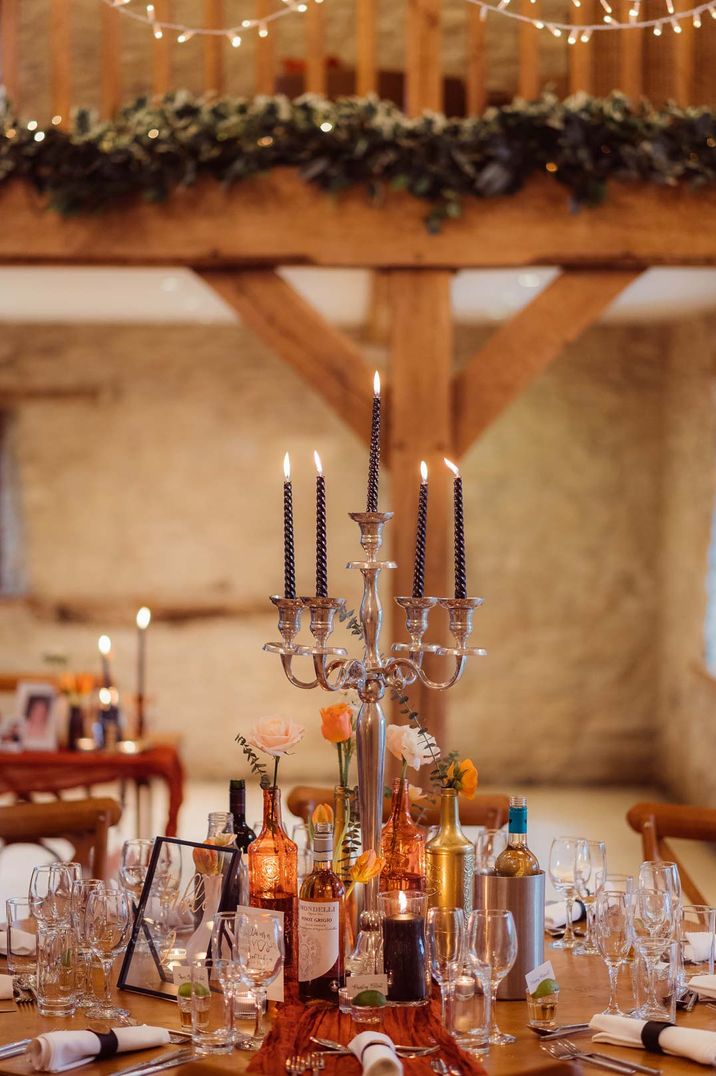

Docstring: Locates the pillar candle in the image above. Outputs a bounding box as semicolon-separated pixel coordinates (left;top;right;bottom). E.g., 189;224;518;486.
314;450;328;598
282;452;297;600
444;458;467;599
366;371;381;513
412;461;429;598
135;606;151;736
98;635;112;689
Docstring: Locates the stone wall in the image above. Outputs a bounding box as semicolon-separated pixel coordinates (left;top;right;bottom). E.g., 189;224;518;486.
0;314;675;788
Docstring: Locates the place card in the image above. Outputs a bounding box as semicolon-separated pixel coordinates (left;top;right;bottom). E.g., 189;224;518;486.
526;959;556;994
345;973;389;998
238;906;284;1003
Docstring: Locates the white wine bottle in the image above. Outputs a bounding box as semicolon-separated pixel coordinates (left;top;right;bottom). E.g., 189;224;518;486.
494;795;540;876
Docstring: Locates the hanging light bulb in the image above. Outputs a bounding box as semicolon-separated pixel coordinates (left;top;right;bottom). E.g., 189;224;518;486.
653;22;663;32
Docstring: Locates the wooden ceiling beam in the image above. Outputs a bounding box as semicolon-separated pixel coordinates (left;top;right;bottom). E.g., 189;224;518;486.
453;269;640;456
0;385;103;404
199;269;377;447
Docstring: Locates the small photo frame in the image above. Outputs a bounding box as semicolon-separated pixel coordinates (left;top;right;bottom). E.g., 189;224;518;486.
16;682;57;751
118;836;239;1001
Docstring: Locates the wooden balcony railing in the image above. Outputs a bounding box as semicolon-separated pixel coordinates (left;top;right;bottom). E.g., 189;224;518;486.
0;0;713;124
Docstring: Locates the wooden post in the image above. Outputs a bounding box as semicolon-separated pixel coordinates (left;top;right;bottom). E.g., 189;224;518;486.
50;0;71;125
255;0;276;94
466;5;487;114
389;270;453;757
569;0;593;93
0;0;19;108
518;0;539;100
202;0;224;95
406;0;443;114
153;0;172;97
619;1;643;100
356;0;377;94
100;1;121;118
305;2;326;94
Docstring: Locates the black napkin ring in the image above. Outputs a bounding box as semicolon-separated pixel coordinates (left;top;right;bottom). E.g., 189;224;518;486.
641;1020;675;1053
358;1038;395;1062
91;1031;119;1059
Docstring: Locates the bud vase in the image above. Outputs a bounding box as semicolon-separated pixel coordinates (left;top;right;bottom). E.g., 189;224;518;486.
248;786;298;971
425;787;474;915
379;778;426;892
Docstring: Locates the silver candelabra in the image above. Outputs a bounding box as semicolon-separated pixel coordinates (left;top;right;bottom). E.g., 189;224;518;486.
264;509;485;909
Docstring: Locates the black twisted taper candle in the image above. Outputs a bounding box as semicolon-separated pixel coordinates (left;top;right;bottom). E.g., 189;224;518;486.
314;450;328;598
445;458;467;599
366;371;381;513
283;452;296;600
412;461;429;598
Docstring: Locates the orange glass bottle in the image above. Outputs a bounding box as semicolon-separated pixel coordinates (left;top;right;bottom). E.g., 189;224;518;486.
248;786;298;971
379;778;426;892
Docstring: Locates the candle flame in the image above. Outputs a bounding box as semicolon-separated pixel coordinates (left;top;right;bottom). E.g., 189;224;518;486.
283;452;291;481
444;457;460;478
373;370;381;397
313;450;323;476
98;686;112;706
136;606;151;630
420;460;428;483
398;890;408;913
98;634;112;656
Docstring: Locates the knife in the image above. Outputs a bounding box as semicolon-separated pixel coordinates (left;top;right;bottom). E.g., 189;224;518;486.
586;1051;662;1075
110;1048;195;1076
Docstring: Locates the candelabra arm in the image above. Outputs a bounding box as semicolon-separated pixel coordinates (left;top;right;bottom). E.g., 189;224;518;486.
280;653;319;690
414;655;467;691
313;653;366;693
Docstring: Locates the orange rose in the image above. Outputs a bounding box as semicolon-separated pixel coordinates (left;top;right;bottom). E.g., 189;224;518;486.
320;703;353;744
350;849;384;885
192;835;233;876
312;803;334;826
447;758;478;799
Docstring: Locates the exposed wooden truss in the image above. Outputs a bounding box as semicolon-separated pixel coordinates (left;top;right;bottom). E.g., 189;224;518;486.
3;177;716;269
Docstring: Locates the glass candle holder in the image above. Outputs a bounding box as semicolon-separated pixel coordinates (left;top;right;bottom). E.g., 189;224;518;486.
378;889;428;1005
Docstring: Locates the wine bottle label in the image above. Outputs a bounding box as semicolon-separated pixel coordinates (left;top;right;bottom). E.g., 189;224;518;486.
298;899;339;981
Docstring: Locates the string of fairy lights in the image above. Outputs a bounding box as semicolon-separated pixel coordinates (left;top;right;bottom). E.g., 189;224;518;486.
466;0;715;39
100;0;323;47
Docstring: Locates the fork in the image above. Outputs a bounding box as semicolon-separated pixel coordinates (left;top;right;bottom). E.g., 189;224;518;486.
309;1052;325;1076
285;1055;307;1074
542;1039;658;1074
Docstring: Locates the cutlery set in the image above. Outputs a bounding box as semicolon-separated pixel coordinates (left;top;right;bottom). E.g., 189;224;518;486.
541;1038;662;1075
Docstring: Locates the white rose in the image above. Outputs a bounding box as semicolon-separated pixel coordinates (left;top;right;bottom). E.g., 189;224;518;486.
386;724;440;771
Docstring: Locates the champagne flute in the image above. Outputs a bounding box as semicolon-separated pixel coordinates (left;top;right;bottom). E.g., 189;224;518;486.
427;907;465;1032
211;911;238;962
633;887;675;1018
235;911;284;1048
595;890;633;1015
548;837;590;950
468;909;518;1045
575;840;607;956
84;887;133;1025
70;879;104;1008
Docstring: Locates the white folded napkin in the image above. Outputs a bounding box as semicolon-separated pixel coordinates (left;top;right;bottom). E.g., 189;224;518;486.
30;1025;171;1073
688;973;716;998
590;1013;716;1066
684;933;715;964
0;926;36;956
348;1031;404;1076
545;901;583;930
0;973;14;1000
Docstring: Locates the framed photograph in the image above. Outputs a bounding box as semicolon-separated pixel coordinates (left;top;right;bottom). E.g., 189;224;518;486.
16;682;58;751
118;836;239;1001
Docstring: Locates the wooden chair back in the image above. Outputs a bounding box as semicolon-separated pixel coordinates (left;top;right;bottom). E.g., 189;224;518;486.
0;797;122;879
287;785;510;829
626;801;716;905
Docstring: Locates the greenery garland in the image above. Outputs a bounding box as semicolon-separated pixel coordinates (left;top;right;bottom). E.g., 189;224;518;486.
2;90;716;231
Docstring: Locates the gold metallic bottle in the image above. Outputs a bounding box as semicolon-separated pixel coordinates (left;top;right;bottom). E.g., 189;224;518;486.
425;787;474;915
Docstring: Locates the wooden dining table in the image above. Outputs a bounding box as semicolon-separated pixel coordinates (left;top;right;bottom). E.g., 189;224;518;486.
1;945;715;1076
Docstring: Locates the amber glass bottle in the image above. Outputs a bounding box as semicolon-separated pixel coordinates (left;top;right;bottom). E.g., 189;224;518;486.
379;778;426;892
248;786;298;971
298;822;345;1001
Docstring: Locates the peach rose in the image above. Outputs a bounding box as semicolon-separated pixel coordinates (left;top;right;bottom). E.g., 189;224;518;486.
386;724;439;771
246;715;305;757
320;703;353;744
312;803;334;826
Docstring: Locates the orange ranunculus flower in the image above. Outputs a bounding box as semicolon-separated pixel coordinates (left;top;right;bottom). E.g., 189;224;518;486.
312;802;334;826
350;849;384;885
447;759;478;799
320;703;353;744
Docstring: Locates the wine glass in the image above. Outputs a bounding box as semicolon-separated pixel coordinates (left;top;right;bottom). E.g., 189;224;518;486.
639;861;681;902
474;829;508;875
427;907;465;1032
70;879;104;1008
235;910;284;1048
574;840;607;956
595;890;633;1015
468;908;518;1045
119;839;154;902
84;887;133;1025
548;837;590;950
29;863;75;928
